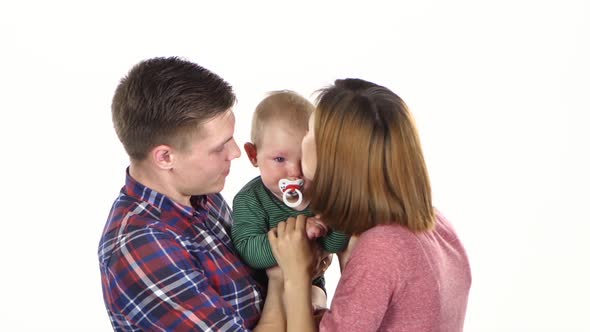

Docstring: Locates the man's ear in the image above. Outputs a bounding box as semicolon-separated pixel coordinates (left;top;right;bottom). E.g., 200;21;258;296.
152;145;175;170
244;142;258;167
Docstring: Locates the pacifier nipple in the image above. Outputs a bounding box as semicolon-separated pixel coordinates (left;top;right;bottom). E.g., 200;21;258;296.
278;178;304;208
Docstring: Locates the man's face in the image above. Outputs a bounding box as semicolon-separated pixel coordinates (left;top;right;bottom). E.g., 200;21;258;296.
173;109;241;196
256;120;307;201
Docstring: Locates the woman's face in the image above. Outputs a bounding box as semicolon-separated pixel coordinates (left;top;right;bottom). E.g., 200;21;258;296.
301;112;317;181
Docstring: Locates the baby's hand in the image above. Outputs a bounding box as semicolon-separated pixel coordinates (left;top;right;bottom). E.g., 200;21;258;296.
306;215;328;240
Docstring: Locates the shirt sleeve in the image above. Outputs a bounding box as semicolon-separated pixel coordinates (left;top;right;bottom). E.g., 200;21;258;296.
318;230;350;253
106;226;252;332
319;232;399;332
231;192;278;269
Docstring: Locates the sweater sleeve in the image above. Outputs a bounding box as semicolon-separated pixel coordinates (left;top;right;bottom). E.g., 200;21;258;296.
320;230;399;332
231;191;278;269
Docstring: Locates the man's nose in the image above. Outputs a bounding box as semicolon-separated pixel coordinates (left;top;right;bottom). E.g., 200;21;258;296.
228;139;241;160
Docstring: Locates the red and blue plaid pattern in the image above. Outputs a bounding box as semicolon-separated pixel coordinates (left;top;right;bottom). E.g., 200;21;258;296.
99;170;263;331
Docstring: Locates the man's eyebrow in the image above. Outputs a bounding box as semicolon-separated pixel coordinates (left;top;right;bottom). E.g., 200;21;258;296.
214;136;233;148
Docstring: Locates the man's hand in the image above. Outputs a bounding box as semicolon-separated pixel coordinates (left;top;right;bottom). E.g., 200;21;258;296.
311;285;327;313
313;307;328;327
312;251;332;280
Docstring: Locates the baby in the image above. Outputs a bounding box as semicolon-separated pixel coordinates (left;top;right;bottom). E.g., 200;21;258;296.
231;90;349;306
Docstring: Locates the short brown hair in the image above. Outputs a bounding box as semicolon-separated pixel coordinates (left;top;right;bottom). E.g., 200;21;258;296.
250;90;314;147
309;78;435;235
112;57;236;160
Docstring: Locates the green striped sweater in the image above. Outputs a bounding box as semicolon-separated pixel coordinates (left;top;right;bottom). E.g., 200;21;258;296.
232;176;349;271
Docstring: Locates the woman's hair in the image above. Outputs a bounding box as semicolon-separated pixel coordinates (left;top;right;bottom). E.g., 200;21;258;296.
308;78;435;235
112;57;236;161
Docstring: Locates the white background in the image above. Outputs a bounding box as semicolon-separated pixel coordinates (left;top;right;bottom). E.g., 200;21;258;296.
1;0;588;331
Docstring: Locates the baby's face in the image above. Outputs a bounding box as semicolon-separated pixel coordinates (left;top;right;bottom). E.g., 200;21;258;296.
256;121;308;202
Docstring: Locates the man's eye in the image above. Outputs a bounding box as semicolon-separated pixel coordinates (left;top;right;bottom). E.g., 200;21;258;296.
273;157;285;162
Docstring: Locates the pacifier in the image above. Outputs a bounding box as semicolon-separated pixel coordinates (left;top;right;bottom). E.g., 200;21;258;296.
278;178;304;208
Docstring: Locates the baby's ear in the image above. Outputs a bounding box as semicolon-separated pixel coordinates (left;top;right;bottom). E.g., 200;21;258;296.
244;142;258;167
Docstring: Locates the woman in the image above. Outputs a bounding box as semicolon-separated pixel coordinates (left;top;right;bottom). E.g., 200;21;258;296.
268;78;472;331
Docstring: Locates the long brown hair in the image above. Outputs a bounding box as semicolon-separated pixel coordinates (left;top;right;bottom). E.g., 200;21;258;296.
309;78;435;235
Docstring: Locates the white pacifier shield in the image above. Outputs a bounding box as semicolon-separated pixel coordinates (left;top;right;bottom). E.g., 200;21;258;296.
278;178;304;208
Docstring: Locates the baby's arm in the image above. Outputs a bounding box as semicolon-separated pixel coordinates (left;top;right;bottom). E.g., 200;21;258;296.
309;215;350;253
232;193;277;269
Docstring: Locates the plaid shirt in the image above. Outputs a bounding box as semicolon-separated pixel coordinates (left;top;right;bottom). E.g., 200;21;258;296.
99;170;263;331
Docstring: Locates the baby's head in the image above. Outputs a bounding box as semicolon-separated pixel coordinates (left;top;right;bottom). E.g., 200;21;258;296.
244;90;314;208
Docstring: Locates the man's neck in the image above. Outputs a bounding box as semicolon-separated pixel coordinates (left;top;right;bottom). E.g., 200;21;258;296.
129;163;192;207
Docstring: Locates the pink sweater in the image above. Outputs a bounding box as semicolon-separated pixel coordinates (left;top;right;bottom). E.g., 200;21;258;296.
320;212;471;332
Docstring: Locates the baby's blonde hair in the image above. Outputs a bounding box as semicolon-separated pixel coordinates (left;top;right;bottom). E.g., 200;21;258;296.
251;90;314;147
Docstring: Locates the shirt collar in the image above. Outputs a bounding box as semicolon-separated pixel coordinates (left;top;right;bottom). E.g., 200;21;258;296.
123;167;209;218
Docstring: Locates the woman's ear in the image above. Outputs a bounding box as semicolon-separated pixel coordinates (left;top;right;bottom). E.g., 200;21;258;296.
244;142;258;167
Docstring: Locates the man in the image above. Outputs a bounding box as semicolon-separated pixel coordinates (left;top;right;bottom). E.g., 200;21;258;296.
98;57;287;331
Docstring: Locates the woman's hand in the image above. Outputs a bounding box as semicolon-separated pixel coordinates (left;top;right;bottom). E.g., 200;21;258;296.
268;214;314;282
268;214;318;332
256;267;286;332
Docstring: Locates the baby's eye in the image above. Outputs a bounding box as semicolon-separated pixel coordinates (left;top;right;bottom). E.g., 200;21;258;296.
273;157;285;163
